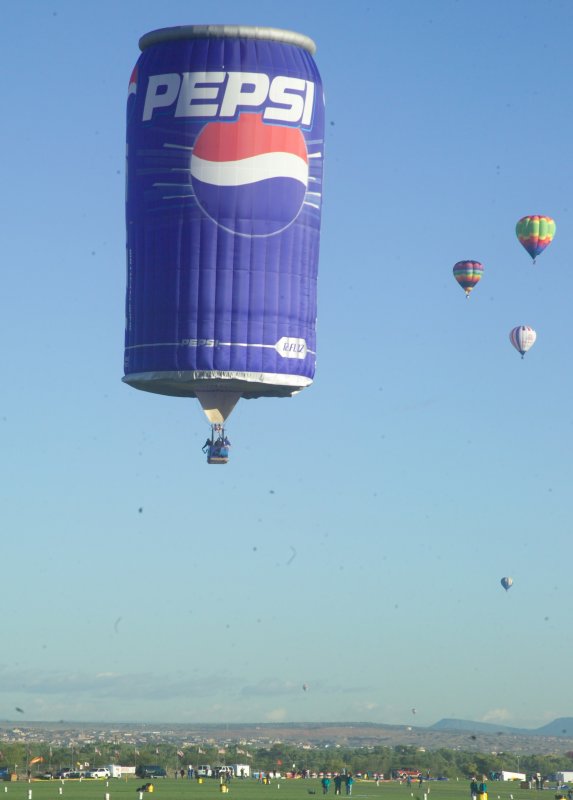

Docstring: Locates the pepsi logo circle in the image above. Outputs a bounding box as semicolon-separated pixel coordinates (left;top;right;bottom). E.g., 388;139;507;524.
191;113;309;236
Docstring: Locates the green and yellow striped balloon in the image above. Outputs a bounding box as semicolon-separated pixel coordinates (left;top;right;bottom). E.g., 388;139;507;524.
516;215;556;262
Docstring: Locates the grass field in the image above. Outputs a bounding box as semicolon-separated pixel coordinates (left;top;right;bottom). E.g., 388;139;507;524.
14;777;545;800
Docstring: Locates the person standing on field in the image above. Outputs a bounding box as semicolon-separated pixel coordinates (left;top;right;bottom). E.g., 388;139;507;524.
478;777;487;800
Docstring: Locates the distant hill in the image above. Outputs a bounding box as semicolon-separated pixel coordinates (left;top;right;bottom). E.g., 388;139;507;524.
0;718;572;755
534;718;573;737
431;719;525;734
431;718;573;737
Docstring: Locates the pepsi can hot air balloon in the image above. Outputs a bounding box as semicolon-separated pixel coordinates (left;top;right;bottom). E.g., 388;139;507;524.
124;26;325;426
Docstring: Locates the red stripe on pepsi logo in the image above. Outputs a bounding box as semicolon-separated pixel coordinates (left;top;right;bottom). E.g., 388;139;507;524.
193;113;307;163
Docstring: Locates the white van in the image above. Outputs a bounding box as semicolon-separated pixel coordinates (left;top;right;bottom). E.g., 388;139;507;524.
197;766;213;778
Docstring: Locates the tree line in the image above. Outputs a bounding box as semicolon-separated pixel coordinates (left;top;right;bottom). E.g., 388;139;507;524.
1;741;572;778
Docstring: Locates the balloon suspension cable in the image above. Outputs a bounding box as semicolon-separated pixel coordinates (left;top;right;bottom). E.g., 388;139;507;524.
211;422;227;442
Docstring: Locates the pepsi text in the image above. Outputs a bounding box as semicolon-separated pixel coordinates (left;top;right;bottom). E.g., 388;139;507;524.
142;71;315;125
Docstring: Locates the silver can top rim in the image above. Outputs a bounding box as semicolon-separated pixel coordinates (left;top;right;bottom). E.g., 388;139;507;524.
139;25;316;55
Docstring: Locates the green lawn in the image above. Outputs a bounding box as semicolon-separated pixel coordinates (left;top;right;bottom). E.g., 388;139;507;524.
16;777;543;800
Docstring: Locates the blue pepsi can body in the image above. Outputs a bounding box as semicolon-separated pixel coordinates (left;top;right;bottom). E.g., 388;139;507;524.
124;25;324;400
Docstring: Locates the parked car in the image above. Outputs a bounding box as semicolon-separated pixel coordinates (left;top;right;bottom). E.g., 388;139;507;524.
88;768;111;779
37;772;54;780
56;769;75;779
136;766;167;779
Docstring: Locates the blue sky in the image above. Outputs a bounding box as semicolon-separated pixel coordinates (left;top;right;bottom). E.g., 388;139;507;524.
1;0;572;727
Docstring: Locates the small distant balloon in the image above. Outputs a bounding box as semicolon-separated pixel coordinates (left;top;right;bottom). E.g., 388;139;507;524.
411;707;416;715
501;577;513;591
509;326;536;359
302;683;309;692
15;707;24;714
453;260;484;299
516;215;556;263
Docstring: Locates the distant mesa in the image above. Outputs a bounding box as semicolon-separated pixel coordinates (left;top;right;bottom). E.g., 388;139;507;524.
430;717;573;737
